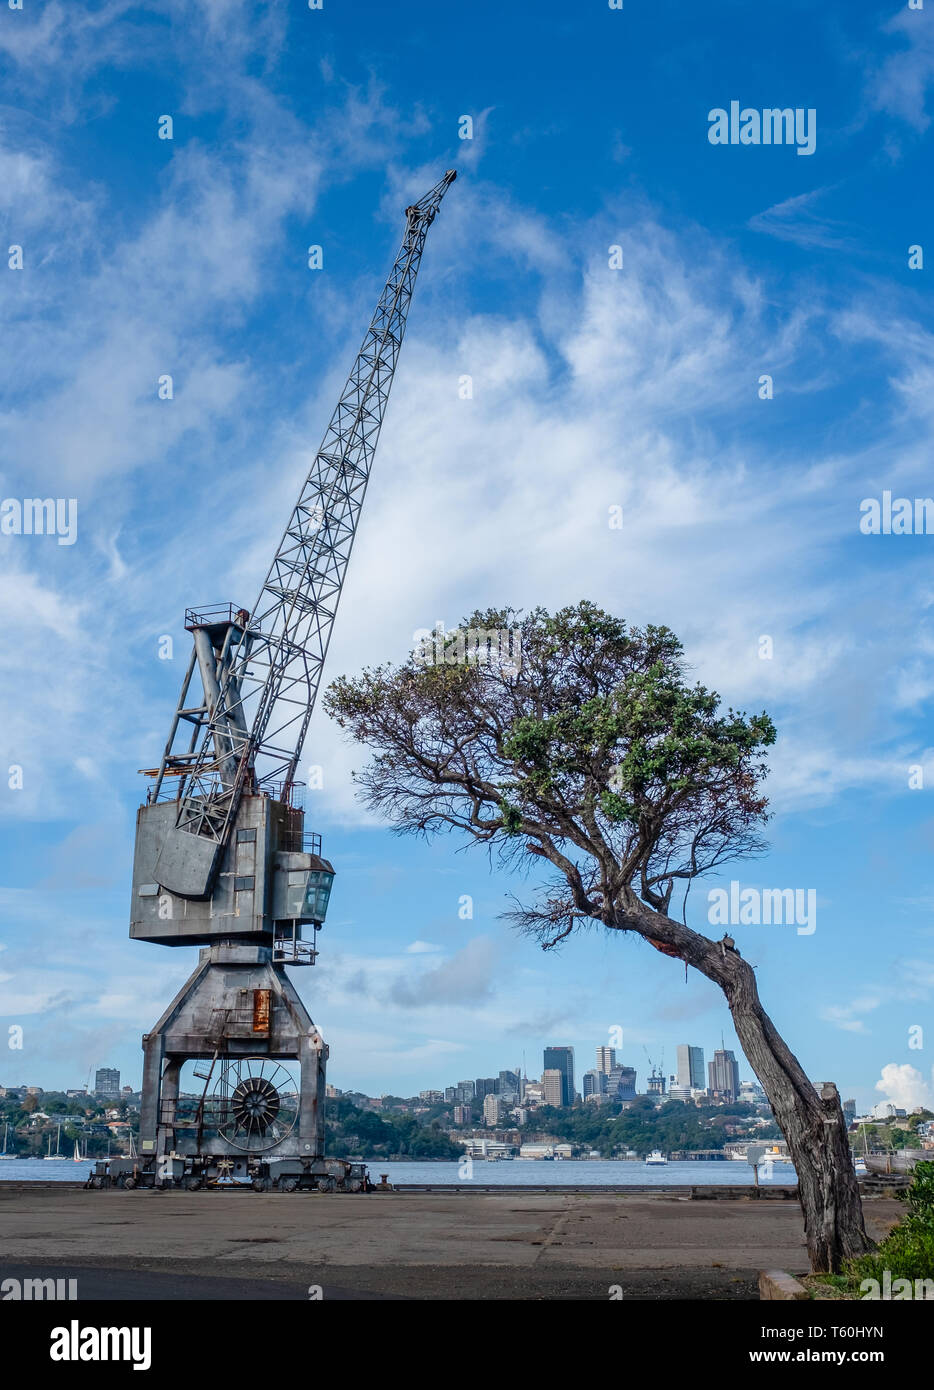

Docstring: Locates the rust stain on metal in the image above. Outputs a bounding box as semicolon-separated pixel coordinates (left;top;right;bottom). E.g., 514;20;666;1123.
252;988;271;1034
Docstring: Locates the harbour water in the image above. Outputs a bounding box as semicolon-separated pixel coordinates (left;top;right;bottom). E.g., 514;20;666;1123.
0;1156;797;1186
363;1159;797;1186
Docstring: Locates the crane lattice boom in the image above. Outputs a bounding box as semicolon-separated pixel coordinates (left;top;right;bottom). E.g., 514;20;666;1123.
149;170;455;897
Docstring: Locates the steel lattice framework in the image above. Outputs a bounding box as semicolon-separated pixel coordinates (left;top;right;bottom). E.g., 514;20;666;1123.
154;170;456;860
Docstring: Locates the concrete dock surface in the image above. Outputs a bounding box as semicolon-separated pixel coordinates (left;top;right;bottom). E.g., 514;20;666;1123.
0;1185;902;1300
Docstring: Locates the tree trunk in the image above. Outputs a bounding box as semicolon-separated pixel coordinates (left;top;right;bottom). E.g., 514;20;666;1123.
723;963;870;1272
620;900;871;1272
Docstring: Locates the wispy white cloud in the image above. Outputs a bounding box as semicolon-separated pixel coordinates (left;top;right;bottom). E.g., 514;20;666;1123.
865;9;934;133
821;997;883;1034
748;187;856;251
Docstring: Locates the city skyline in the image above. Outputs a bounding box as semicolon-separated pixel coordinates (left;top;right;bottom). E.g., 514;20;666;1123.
0;1037;801;1112
0;1030;863;1104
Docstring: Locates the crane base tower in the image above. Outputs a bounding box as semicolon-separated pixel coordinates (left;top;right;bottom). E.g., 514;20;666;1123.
90;938;368;1193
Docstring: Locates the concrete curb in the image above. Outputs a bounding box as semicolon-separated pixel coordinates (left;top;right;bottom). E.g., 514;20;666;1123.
690;1185;798;1200
759;1269;809;1300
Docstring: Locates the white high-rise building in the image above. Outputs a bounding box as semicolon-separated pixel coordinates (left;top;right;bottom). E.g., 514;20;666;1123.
596;1046;616;1074
483;1093;505;1126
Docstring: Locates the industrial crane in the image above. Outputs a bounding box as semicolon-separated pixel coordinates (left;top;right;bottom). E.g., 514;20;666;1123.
148;167;458;901
89;170;456;1194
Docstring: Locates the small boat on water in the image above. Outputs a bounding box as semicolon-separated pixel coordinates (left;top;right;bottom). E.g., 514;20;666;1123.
44;1123;68;1160
645;1150;668;1165
0;1122;18;1159
854;1157;869;1177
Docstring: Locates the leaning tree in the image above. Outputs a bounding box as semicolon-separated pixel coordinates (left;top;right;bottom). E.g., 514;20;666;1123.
324;601;869;1271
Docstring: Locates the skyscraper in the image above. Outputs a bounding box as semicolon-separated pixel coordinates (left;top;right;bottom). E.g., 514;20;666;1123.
543;1047;575;1106
677;1044;705;1091
595;1046;616;1074
708;1049;740;1101
95;1067;120;1096
583;1069;607;1098
605;1065;637;1101
483;1093;505;1126
542;1070;565;1107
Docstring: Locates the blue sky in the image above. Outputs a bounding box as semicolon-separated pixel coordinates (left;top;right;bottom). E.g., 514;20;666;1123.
1;0;933;1112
